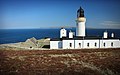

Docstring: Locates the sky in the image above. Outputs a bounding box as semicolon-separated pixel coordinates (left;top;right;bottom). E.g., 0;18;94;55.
0;0;120;29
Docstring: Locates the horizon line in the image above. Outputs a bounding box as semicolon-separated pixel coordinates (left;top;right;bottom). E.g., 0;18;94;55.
0;27;120;29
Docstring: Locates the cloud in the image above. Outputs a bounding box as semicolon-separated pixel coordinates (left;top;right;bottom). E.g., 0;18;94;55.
100;21;120;29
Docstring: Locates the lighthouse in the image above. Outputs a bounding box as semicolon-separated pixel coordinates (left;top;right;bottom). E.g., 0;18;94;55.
76;7;86;37
50;6;120;49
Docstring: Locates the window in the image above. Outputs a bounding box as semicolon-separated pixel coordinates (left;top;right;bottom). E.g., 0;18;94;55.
70;43;72;47
87;43;89;47
30;46;32;48
103;43;105;47
79;43;81;47
111;42;113;47
95;43;97;47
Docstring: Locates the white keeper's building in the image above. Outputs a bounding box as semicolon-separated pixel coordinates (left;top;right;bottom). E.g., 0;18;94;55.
50;7;120;49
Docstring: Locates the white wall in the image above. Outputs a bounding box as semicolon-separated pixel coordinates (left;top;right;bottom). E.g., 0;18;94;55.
76;21;86;37
83;40;99;49
50;39;120;49
62;40;74;49
103;32;108;38
100;39;120;48
69;31;73;38
50;41;62;49
75;40;83;49
60;28;67;38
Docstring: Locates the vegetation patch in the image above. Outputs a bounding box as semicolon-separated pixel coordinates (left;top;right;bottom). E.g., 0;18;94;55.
0;48;120;75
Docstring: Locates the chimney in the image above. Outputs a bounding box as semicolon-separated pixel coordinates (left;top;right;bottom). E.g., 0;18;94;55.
111;33;114;38
69;30;73;38
103;31;108;38
60;28;67;38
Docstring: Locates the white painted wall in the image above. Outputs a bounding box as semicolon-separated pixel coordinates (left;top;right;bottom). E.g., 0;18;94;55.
100;39;120;48
83;40;99;49
76;21;86;37
103;32;108;38
75;40;83;49
62;40;74;49
50;41;62;49
111;33;114;38
60;28;67;38
50;39;120;49
69;31;73;38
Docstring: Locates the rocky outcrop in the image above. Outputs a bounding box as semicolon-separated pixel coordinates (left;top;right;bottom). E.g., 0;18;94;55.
23;37;37;48
0;37;50;50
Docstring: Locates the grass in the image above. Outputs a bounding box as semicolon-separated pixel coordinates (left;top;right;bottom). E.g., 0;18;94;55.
0;48;120;75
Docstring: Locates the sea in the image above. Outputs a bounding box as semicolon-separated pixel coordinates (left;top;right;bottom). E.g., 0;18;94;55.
0;28;120;44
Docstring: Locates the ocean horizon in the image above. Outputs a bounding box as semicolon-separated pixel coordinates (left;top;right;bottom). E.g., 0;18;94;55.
0;28;120;44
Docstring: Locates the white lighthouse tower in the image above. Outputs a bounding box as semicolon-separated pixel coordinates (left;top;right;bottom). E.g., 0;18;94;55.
76;7;86;37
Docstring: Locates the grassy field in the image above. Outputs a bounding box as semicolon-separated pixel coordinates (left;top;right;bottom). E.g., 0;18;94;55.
0;48;120;75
